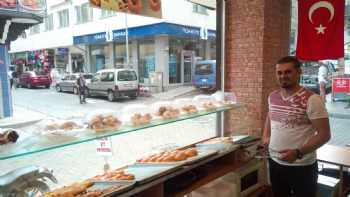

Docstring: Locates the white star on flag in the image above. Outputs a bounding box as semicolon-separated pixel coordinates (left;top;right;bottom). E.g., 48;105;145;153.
315;24;326;34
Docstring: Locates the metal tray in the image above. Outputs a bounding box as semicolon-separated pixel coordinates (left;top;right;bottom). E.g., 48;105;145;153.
88;181;135;197
134;149;218;166
125;163;182;184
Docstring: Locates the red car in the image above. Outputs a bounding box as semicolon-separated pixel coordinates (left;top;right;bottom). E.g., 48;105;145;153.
18;71;51;88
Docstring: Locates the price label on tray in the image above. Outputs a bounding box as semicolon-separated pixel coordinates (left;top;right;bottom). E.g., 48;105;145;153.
96;137;113;156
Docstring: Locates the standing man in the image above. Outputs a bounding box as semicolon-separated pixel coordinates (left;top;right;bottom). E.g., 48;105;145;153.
8;70;13;89
77;73;87;104
262;56;331;197
318;62;329;103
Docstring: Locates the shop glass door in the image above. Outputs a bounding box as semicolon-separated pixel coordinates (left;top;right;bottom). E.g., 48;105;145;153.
182;50;194;84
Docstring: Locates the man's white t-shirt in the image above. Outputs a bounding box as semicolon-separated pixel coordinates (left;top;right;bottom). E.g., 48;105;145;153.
268;87;328;166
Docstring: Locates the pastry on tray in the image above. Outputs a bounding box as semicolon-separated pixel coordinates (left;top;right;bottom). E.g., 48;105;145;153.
131;113;152;126
43;180;93;197
181;105;198;114
88;115;121;132
0;129;19;145
156;106;180;119
45;121;82;131
202;102;217;111
91;170;135;181
137;148;198;163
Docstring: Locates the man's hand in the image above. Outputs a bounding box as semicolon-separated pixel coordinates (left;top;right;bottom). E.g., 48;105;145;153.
262;136;270;147
279;149;298;163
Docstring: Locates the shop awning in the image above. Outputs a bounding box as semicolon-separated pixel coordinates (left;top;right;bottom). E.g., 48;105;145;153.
0;0;45;45
73;22;216;45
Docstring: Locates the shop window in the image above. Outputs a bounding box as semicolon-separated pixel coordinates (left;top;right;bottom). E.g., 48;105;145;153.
193;4;208;15
118;70;137;81
114;42;132;67
101;9;116;18
90;44;109;72
76;3;93;24
58;9;69;28
44;14;54;31
101;72;115;82
138;40;155;83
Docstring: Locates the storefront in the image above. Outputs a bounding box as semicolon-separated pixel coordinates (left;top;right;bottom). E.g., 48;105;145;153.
73;22;216;87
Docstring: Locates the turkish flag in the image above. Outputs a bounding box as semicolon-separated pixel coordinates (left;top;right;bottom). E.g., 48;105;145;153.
296;0;345;60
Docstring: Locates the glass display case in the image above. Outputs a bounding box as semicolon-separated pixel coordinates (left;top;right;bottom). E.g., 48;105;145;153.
0;101;246;196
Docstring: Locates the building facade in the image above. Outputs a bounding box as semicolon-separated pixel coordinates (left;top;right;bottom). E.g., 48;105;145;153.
10;0;216;88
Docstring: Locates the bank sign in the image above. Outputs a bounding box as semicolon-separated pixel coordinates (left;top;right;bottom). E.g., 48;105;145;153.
73;22;216;45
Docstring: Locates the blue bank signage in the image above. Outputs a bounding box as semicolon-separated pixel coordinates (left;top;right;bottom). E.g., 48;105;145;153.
73;22;216;45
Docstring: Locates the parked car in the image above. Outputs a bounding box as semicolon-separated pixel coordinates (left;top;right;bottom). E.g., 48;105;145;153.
86;69;139;101
300;74;331;94
18;71;51;88
193;60;216;91
56;73;93;94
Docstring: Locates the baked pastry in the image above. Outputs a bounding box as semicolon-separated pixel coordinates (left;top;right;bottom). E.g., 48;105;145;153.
92;170;135;181
203;102;216;111
88;115;121;132
45;121;82;132
127;0;142;14
137;148;198;163
131;113;152;126
44;180;93;197
181;105;198;114
89;0;101;7
149;0;161;11
156;107;180;119
0;129;19;145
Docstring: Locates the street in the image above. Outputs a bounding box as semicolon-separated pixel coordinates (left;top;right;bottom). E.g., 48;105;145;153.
11;87;156;119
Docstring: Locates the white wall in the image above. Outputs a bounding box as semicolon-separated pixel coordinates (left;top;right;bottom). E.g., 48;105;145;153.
162;0;216;29
10;0;216;53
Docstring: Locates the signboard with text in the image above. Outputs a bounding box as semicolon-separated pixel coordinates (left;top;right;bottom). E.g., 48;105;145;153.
89;0;162;18
96;137;113;156
332;78;350;93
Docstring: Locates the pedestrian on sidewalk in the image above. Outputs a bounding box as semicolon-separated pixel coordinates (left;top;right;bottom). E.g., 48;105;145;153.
318;62;329;103
77;73;87;104
8;70;13;89
262;56;331;197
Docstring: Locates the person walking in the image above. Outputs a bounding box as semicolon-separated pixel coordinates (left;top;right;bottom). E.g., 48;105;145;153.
76;73;87;104
262;56;331;197
8;70;13;89
318;62;329;103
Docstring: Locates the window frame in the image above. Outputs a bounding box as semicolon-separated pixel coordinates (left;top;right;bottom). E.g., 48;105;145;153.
58;9;70;28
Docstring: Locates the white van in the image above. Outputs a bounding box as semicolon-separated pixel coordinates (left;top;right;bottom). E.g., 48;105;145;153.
86;69;139;101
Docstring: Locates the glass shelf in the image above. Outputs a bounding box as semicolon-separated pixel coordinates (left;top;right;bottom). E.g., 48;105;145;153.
0;104;241;160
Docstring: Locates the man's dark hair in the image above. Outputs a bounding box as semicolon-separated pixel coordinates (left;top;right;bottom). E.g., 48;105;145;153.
277;56;301;69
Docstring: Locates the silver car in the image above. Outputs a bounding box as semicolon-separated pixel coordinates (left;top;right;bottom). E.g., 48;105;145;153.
56;73;93;94
86;69;139;101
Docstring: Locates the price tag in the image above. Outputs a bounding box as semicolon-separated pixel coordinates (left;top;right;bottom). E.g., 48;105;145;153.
96;137;113;156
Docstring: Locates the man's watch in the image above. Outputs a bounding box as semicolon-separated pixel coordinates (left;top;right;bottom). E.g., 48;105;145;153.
295;149;304;159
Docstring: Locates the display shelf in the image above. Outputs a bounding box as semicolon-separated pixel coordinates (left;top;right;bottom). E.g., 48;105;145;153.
0;104;241;160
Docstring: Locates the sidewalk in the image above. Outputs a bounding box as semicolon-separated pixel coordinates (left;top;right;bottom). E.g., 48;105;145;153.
326;94;350;119
152;86;197;100
0;106;45;128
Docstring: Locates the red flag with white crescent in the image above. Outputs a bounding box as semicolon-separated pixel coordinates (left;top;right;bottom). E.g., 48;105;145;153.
296;0;345;60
